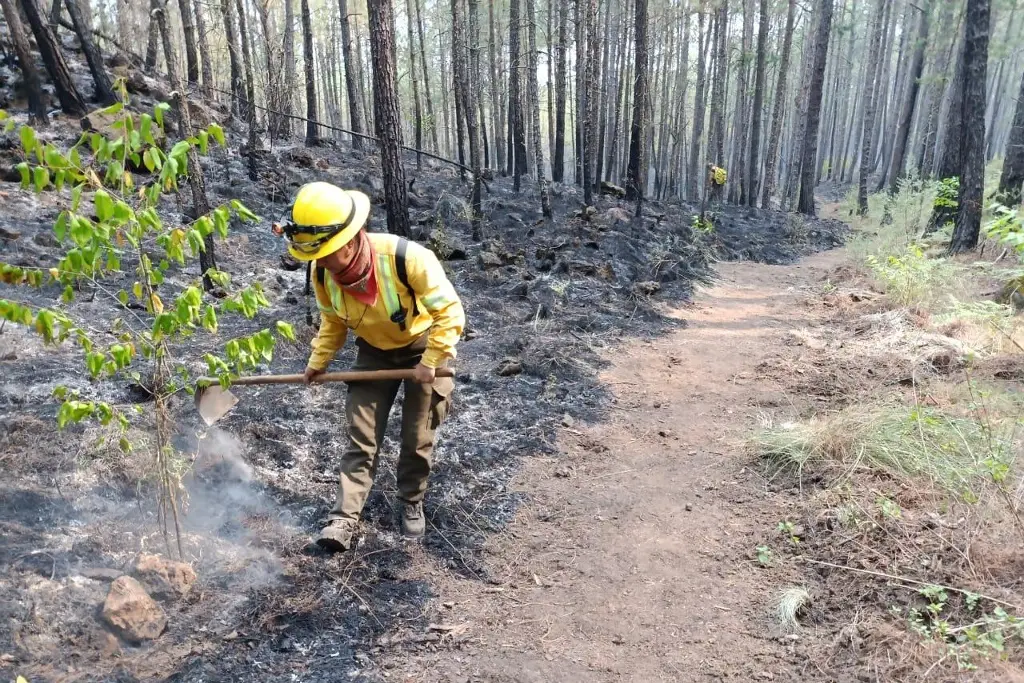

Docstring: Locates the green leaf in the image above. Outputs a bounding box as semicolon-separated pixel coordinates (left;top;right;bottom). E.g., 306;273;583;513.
202;306;218;332
119;437;132;453
106;250;121;272
71;184;84;211
94;189;114;221
70;216;92;247
16;162;29;188
54;169;66;191
275;321;296;342
86;351;105;378
154;102;171;128
140;113;154;144
3;119;14;134
143;147;156;172
117;290;129;305
90;133;103;153
70;146;82;169
213;206;230;238
170;140;191;161
32;166;49;192
62;285;74;303
34;309;56;342
208;122;226;147
54;212;68;242
20;125;37;156
230;200;259;222
197;130;209;154
99;101;124;116
52;385;68;400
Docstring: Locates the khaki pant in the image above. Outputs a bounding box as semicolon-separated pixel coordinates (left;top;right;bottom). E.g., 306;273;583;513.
327;336;454;523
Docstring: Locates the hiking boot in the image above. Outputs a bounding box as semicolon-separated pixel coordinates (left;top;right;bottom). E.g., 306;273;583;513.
400;501;425;538
316;519;355;552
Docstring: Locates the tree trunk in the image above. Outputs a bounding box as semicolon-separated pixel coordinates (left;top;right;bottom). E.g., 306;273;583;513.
582;0;599;205
523;0;552;216
931;28;967;231
688;1;710;201
256;0;281;138
415;0;439;152
594;0;612;191
367;0;410;237
508;0;527;191
234;0;256;126
730;0;754;203
761;0;796;207
145;4;159;70
918;0;960;176
552;0;568;182
338;0;366;150
997;69;1024;206
747;0;768;206
452;0;483;237
176;0;200;85
193;0;213;96
301;0;319;145
220;0;246;120
406;0;424;167
949;0;991;254
709;1;728;168
626;0;648;207
1;0;48;124
19;0;88;117
283;0;296;128
64;0;117;104
797;0;834;216
489;0;506;172
856;0;887;215
887;1;930;194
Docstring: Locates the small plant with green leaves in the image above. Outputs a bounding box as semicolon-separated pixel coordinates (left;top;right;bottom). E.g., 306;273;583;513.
934;176;960;213
777;520;800;545
983;201;1024;259
865;241;959;307
0;86;295;556
691;214;715;234
756;545;774;567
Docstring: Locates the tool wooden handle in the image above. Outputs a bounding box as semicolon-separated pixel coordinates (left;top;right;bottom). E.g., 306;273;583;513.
198;367;455;387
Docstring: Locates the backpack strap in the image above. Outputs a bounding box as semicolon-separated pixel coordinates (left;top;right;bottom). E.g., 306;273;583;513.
304;260;314;325
394;238;420;318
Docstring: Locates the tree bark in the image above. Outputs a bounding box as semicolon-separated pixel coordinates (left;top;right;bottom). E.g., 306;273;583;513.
220;0;246;120
145;3;159;70
797;0;834;215
193;0;213;96
367;0;410;236
338;0;366;150
64;0;118;104
709;1;728;168
176;0;200;85
452;0;483;237
626;0;648;207
489;0;506;173
747;0;768;206
582;0;599;205
283;0;296;128
949;0;991;254
508;0;528;191
997;69;1024;206
856;0;887;215
886;1;930;194
523;0;552;216
414;0;439;152
1;0;48;124
406;0;424;167
301;0;319;145
552;0;568;182
19;0;88;117
761;0;796;207
731;0;754;203
234;0;256;126
688;1;710;201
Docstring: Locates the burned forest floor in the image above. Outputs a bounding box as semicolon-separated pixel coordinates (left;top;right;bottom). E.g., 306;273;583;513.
7;83;1022;681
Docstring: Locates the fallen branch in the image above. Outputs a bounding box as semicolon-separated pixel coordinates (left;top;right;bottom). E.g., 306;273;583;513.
802;558;1023;612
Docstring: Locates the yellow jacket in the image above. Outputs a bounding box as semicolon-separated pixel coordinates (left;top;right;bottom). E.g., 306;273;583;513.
308;233;465;370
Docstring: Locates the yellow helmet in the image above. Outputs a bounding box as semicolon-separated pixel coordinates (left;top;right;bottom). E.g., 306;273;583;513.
278;182;372;261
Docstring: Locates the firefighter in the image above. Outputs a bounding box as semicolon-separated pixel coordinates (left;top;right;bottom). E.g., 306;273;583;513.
277;182;465;552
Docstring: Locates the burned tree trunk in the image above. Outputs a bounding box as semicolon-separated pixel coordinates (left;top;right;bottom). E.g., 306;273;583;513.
406;0;424;167
552;0;568;183
338;0;366;150
760;0;795;207
508;0;528;192
283;0;296;127
0;0;48;124
625;0;648;207
19;0;87;117
193;0;213;95
797;0;834;216
367;0;410;237
234;0;257;124
688;1;710;201
301;0;319;145
414;0;439;152
997;70;1024;207
65;0;118;105
488;0;506;172
747;0;768;206
949;0;991;254
176;0;200;85
453;0;483;237
524;0;552;217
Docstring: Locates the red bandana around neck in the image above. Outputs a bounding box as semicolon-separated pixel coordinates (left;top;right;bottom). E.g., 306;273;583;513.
329;232;378;307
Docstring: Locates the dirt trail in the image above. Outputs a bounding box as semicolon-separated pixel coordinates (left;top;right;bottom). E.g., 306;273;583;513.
394;251;845;682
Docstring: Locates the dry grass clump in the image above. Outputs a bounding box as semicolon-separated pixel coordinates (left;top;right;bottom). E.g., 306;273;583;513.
752;403;1016;499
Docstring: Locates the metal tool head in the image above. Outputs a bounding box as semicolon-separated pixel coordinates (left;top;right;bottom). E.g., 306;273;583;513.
195;383;240;426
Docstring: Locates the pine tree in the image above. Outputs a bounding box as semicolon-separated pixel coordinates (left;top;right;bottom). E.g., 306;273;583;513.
626;0;648;208
0;0;48;125
797;0;835;215
19;0;88;117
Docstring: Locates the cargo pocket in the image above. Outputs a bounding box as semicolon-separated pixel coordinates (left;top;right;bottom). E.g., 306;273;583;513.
429;376;454;430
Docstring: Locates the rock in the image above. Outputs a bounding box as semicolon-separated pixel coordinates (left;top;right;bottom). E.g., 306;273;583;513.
33;231;58;248
478;251;503;270
279;253;303;271
600;181;626;198
133;553;197;599
285;148;315;168
496;358;522;377
508;282;530;298
605;207;633;224
561;414;575;428
360;173;385;193
429;232;468;260
102;576;167;643
685;504;693;512
631;281;661;297
315;158;330;170
0;226;21;240
569;260;597;276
